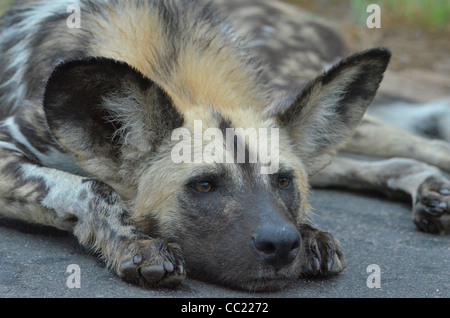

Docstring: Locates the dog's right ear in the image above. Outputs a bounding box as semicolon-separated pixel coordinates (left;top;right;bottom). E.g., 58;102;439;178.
44;58;184;173
266;48;391;176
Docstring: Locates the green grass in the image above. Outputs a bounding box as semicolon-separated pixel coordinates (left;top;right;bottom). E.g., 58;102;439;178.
0;0;14;16
290;0;449;33
349;0;450;32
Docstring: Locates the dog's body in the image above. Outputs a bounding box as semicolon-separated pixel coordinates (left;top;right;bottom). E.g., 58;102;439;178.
0;0;448;291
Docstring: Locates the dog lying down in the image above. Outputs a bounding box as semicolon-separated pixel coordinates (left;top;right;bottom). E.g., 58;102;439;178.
0;0;448;291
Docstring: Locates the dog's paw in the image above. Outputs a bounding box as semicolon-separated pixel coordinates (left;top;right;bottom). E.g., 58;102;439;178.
301;230;346;276
413;176;450;235
118;239;186;288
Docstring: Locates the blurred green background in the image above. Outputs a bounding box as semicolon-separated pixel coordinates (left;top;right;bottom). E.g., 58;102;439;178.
290;0;450;32
1;0;449;98
2;0;449;31
349;0;449;31
0;0;13;14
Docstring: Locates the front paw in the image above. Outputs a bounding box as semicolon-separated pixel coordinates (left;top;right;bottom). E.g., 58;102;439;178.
301;229;346;277
118;239;186;288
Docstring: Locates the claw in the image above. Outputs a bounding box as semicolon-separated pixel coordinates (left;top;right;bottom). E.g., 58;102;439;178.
311;257;320;273
163;261;174;273
177;264;184;275
133;253;143;265
326;257;335;272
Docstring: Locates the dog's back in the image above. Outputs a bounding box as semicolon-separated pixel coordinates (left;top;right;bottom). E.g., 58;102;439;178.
214;0;347;91
0;0;346;118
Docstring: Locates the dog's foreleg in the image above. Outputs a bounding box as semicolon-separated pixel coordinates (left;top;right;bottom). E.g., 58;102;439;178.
0;150;185;286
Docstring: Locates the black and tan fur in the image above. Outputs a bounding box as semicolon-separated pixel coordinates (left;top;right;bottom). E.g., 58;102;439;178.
0;0;448;291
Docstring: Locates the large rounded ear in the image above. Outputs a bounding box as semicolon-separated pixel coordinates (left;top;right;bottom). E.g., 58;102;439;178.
267;48;391;175
43;58;183;175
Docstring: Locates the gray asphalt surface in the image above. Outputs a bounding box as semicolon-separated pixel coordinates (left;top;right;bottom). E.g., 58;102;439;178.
1;187;449;298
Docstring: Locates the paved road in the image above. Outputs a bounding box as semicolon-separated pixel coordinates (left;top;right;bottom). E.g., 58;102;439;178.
1;188;449;298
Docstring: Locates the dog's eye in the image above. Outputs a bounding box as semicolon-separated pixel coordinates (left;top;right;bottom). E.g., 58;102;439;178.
192;181;214;193
277;177;291;189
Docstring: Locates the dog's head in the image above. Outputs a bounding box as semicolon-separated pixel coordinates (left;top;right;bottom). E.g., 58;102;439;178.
43;47;389;290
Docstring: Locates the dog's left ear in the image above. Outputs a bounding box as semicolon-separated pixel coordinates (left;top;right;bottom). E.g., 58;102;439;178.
267;48;391;175
43;57;184;182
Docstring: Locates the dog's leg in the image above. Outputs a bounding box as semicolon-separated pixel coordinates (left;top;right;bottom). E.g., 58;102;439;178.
367;98;450;142
0;150;185;286
342;115;450;172
311;156;450;234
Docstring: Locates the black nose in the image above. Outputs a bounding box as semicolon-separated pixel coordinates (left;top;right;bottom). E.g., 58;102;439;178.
252;225;300;269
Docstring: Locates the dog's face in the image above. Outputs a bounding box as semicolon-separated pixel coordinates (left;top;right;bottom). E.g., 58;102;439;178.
129;109;310;291
44;49;390;290
167;163;305;291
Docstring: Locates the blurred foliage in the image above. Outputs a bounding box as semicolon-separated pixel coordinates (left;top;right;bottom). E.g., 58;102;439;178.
0;0;14;16
351;0;449;32
282;0;450;73
1;0;448;73
286;0;450;34
2;0;448;32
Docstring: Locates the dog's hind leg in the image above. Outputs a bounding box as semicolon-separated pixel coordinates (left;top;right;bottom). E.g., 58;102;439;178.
341;115;450;173
367;98;450;142
311;156;450;234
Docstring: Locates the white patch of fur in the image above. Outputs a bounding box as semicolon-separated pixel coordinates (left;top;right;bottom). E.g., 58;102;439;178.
0;141;23;154
19;162;89;219
3;116;82;174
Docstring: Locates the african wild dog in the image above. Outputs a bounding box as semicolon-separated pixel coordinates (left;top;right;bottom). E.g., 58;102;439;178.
0;0;449;291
